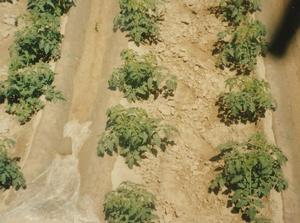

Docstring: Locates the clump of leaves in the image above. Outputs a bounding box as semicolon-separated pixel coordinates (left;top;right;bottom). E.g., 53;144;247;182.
97;105;175;168
217;76;276;125
114;0;163;44
210;133;287;222
0;63;64;124
104;181;157;223
109;49;177;102
215;0;261;26
0;137;26;191
27;0;75;16
213;19;267;74
9;12;62;71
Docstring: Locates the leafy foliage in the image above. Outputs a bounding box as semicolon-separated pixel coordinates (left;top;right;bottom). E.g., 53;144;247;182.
97;105;175;168
210;133;287;222
114;0;163;44
3;0;73;123
0;137;26;191
216;0;261;25
104;181;157;223
109;49;177;102
27;0;75;16
0;63;64;124
214;19;267;74
217;77;276;125
9;12;62;71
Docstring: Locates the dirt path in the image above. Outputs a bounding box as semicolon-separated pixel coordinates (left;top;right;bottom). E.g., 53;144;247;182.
259;1;300;222
0;0;127;222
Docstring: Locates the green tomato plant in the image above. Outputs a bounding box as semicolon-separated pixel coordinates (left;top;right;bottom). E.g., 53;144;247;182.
114;0;163;44
216;76;276;125
109;49;177;102
210;133;287;222
27;0;75;16
97;105;176;168
1;63;64;124
216;0;261;26
214;19;267;74
104;181;157;223
9;12;62;71
0;137;26;191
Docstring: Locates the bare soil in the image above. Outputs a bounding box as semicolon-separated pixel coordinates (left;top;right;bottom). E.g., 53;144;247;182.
259;0;300;222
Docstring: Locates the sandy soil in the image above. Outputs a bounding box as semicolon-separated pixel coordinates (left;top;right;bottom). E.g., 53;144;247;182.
259;1;300;222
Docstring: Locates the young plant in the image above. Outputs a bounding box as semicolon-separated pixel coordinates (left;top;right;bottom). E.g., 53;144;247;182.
0;137;26;191
210;133;287;222
9;12;62;71
27;0;75;16
114;0;163;44
97;105;175;168
109;49;176;102
214;19;267;74
1;63;64;124
104;181;157;223
216;0;261;25
216;76;276;125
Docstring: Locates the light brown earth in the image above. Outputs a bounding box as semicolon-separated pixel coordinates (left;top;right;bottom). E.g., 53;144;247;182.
0;0;296;222
259;0;300;222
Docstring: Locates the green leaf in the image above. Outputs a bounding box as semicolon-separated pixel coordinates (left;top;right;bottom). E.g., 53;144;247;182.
10;12;62;70
104;182;157;223
210;133;287;222
27;0;75;16
214;19;267;74
108;49;176;102
114;0;162;44
97;105;176;168
217;76;275;125
217;0;261;26
2;63;63;124
0;137;26;191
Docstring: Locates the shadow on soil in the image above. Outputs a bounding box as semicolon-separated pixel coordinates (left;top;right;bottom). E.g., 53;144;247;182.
269;0;300;57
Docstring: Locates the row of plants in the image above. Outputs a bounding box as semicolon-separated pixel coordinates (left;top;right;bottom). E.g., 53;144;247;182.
0;0;75;192
211;0;288;222
0;0;75;124
0;0;164;218
2;1;279;222
100;0;175;222
95;1;287;222
100;49;177;169
212;0;275;127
